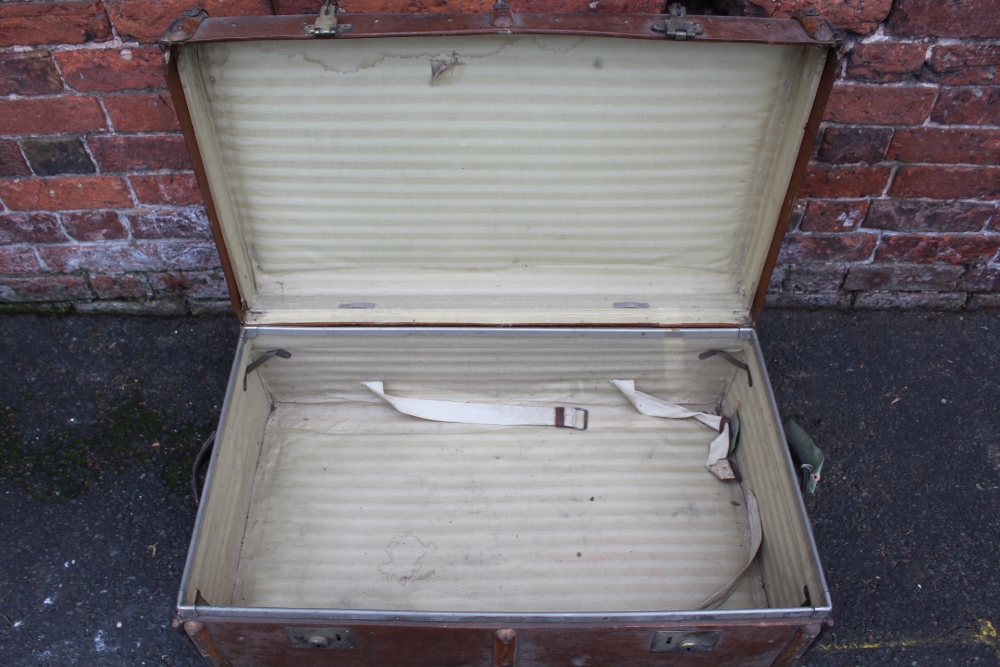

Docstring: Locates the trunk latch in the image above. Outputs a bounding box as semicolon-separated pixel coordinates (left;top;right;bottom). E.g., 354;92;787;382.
652;4;704;40
650;630;722;653
287;627;357;650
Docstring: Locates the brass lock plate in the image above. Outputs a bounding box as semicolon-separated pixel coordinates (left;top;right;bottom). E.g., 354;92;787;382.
286;627;357;650
649;630;722;653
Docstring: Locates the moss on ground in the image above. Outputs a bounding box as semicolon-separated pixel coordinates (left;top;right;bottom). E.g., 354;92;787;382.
0;387;207;500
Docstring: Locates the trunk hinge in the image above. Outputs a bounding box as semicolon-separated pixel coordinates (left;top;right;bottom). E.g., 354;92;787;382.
652;4;704;40
491;1;515;29
304;0;353;36
159;7;210;54
791;8;835;42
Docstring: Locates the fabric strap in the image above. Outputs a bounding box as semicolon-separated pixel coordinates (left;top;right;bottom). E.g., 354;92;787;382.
694;489;763;610
610;380;734;480
362;382;588;430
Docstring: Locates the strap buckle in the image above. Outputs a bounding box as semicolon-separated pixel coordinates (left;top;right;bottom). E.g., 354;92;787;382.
555;407;589;430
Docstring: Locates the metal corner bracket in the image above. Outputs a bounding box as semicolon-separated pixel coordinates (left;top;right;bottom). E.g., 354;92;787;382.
159;7;210;53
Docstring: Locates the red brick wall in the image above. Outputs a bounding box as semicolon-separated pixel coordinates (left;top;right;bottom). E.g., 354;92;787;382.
1;0;998;314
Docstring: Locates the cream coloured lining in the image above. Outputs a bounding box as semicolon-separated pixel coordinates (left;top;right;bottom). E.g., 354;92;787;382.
233;400;762;612
182;330;826;612
177;37;825;325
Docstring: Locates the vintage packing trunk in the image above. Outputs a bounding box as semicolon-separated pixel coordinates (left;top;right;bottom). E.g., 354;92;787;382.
163;4;836;665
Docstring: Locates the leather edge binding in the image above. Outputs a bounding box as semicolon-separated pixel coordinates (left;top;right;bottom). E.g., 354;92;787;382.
750;46;840;325
164;49;247;323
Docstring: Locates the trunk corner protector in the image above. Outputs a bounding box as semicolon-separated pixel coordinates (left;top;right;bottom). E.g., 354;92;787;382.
159;7;210;54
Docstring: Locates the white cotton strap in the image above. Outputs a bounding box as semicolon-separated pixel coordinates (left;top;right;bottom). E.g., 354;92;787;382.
610;380;734;481
362;382;588;430
694;489;763;610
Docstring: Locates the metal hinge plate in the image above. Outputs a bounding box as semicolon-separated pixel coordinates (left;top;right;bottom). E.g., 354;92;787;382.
304;0;353;36
652;4;704;40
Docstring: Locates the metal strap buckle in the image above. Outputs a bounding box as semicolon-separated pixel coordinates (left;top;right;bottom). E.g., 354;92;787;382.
555;407;589;431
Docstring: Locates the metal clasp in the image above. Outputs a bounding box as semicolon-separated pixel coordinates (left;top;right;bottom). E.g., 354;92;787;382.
652;4;704;40
304;0;353;36
491;0;515;29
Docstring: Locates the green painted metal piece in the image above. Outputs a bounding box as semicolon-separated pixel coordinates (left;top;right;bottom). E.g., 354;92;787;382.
784;419;824;495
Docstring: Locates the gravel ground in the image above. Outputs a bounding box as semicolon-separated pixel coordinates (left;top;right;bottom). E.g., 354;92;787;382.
0;311;997;666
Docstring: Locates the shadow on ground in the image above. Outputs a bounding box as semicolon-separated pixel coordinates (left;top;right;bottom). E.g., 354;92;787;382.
0;311;997;666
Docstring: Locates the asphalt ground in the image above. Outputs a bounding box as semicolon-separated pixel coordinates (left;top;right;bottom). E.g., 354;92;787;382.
0;311;997;666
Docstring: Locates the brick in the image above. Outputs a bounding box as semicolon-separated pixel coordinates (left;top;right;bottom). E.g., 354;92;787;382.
924;45;1000;86
129;208;210;240
854;291;967;310
967;293;1000;310
824;84;937;125
0;176;132;211
844;264;964;292
768;264;788;291
817;127;892;164
931;87;1000;125
886;0;1000;39
0;141;30;178
778;233;878;263
846;43;927;84
130;174;202;206
273;0;322;11
890;166;1000;200
0;212;66;245
0;0;111;48
766;292;853;309
61;210;128;242
961;265;1000;292
149;270;228;299
75;299;187;315
89;273;151;299
800;199;870;232
38;242;164;273
0;275;93;303
708;0;892;35
281;0;675;18
784;264;848;292
20;137;96;177
888;128;1000;165
864;200;994;233
875;234;1000;264
103;0;271;44
103;93;180;132
0;52;63;96
0;246;42;274
188;300;232;315
55;47;165;92
159;241;221;270
0;97;107;136
799;165;891;198
88;136;192;173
